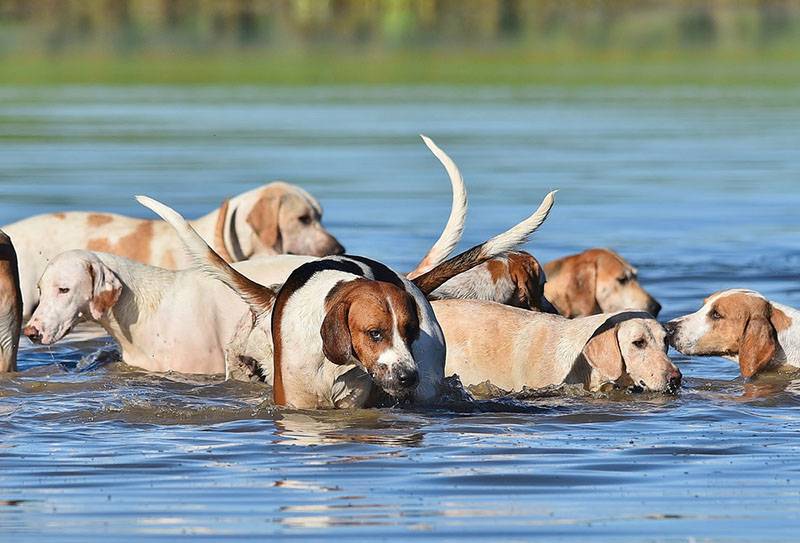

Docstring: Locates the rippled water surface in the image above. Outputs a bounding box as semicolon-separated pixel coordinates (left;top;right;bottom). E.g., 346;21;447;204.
1;86;800;541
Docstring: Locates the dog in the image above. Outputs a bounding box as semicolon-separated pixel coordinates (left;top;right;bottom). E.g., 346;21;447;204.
4;181;344;318
666;289;799;378
0;230;22;372
544;248;661;318
138;184;556;408
433;299;680;394
426;251;557;312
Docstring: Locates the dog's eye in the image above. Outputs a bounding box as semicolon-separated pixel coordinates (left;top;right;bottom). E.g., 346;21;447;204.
368;329;383;342
58;288;70;294
298;215;312;225
710;310;723;320
633;339;646;349
618;276;630;285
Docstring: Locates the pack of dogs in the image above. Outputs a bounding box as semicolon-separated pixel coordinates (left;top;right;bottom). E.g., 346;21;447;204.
1;137;796;408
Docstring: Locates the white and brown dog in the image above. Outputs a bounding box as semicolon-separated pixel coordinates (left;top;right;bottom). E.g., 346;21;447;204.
138;185;556;409
0;230;22;372
434;299;680;394
4;181;344;318
544;248;661;318
666;289;800;378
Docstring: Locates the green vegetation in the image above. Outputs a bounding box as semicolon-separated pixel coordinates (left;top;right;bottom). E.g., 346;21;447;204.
1;1;799;86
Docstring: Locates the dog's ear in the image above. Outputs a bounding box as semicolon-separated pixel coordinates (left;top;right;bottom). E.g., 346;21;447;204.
246;190;283;253
739;316;776;378
555;256;599;317
86;259;122;320
320;301;354;365
582;324;625;383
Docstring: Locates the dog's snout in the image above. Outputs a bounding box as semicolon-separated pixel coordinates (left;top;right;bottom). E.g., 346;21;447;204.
649;299;662;318
396;367;419;389
331;241;346;256
667;367;682;393
23;324;41;343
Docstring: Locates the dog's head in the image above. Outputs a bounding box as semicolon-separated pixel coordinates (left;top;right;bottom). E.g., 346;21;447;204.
232;182;344;259
666;289;791;378
320;279;422;400
546;248;660;318
582;313;680;393
24;251;121;344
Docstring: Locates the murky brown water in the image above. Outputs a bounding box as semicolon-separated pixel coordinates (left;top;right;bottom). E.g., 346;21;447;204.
1;86;800;541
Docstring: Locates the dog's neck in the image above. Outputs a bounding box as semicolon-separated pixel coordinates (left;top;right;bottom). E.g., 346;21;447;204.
92;253;175;352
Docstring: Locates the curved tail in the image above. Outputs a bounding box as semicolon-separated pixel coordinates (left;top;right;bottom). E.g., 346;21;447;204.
413;190;556;295
406;135;468;280
213;199;235;263
135;195;276;315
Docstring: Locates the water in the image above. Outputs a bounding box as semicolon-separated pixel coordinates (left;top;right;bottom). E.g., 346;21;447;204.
1;85;799;541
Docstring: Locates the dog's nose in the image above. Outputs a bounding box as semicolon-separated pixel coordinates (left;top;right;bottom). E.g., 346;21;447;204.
331;241;346;256
667;367;682;393
23;324;41;343
396;368;419;389
649;299;662;318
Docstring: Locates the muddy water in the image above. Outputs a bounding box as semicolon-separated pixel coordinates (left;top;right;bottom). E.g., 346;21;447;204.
1;86;799;541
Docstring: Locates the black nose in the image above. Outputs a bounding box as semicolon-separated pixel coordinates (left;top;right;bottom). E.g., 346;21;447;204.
396;368;419;388
649;300;662;317
668;368;682;393
23;325;41;343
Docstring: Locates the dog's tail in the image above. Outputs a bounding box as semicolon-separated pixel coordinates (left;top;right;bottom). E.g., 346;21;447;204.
135;195;276;315
412;190;556;295
406;135;468;280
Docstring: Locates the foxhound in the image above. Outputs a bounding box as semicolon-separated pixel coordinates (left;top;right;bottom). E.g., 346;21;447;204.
138;184;556;408
667;289;800;378
434;299;681;394
4;181;344;318
544;248;661;318
0;230;22;372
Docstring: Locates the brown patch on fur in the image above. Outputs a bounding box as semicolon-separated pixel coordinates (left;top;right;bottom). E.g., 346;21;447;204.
582;324;624;383
507;251;548;310
87;213;113;227
247;187;283;252
771;306;792;332
52;212;66;220
413;240;500;295
485;258;507;284
213;199;235;263
160;250;176;269
91;289;118;316
87;222;154;264
544;251;599;317
0;231;21;372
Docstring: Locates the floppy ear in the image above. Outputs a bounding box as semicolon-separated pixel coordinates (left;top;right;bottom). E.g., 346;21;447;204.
320;301;354;365
582;324;625;383
246;193;283;252
557;258;599;317
86;260;122;320
739;317;776;378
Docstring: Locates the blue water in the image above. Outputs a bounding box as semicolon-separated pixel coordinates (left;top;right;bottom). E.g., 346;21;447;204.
0;85;799;541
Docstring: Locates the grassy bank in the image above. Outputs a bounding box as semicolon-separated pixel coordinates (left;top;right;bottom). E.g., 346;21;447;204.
3;49;800;87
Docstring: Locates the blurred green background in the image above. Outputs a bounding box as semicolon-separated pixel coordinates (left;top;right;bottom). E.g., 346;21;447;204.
1;0;799;86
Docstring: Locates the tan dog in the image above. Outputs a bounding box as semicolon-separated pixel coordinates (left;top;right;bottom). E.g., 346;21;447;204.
4;182;344;318
544;248;661;318
0;230;22;372
433;299;680;394
666;289;800;378
428;251;557;312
